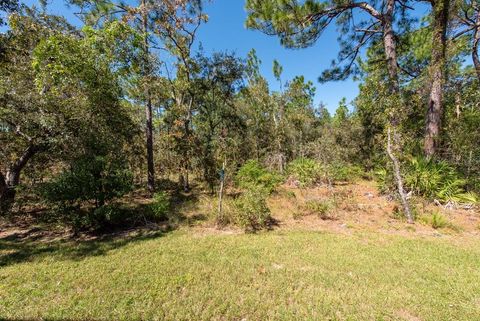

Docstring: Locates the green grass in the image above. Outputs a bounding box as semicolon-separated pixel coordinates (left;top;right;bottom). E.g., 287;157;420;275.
1;230;480;320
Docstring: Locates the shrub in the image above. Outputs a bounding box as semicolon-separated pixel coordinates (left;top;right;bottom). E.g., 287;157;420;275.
231;187;272;232
420;211;449;229
236;160;282;193
146;191;171;221
89;204;128;228
376;157;478;205
405;157;478;204
40;155;133;209
305;199;336;220
287;158;324;187
287;159;364;187
329;164;364;182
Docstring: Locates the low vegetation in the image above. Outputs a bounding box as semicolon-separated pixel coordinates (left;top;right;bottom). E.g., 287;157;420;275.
1;230;480;321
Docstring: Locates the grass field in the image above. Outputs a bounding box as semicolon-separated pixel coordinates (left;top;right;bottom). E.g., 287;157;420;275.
1;228;480;321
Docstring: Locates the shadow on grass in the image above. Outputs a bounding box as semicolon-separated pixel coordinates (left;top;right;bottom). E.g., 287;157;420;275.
0;319;113;321
0;180;212;269
0;227;167;268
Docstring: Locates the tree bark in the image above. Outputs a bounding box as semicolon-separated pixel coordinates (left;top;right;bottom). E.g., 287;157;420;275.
0;172;9;214
0;145;39;214
142;0;155;194
382;1;400;94
387;128;414;224
473;9;480;82
217;158;226;226
424;0;450;157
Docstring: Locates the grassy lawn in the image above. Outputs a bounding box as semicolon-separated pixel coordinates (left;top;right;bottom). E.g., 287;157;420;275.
1;229;480;321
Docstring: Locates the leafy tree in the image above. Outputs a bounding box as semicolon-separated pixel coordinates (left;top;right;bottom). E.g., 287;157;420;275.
71;0;207;193
0;10;137;214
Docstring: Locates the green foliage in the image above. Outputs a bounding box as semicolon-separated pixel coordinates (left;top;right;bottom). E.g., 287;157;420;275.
236;160;282;193
287;158;323;187
305;199;335;220
89;204;128;229
231;187;272;232
287;158;363;186
374;168;388;192
329;164;364;182
146;191;171;221
419;211;449;230
405;157;477;204
40;155;133;209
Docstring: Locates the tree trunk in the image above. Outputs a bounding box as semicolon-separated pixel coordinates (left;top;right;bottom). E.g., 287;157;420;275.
217;158;226;226
473;10;480;82
381;0;413;221
387;128;414;224
142;0;155;194
146;94;155;193
0;145;38;214
425;0;450;157
0;172;13;215
382;3;400;94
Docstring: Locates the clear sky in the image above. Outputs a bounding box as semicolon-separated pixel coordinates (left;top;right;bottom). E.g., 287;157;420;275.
20;0;362;112
195;1;358;112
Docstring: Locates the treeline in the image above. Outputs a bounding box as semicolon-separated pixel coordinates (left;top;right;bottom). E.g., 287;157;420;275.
0;0;479;228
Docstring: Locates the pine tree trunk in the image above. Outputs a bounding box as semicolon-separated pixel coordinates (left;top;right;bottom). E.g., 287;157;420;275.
142;0;155;194
382;5;400;93
146;95;155;193
381;0;413;221
425;0;450;157
473;10;480;82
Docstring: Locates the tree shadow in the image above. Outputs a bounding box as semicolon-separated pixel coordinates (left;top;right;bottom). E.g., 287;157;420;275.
0;180;213;269
0;226;167;268
0;317;113;321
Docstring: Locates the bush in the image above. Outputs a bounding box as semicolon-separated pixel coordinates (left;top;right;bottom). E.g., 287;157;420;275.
405;157;477;204
231;187;272;232
305;199;336;220
375;157;478;205
236;160;282;193
146;191;170;221
419;211;449;229
89;204;128;228
40;155;133;209
287;159;364;187
329;164;364;182
287;158;324;187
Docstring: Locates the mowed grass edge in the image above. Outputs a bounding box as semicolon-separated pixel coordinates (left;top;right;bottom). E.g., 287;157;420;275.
1;230;480;321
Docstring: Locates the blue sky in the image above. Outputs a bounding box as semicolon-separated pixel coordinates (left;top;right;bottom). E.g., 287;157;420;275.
17;0;433;112
20;0;359;112
196;1;357;112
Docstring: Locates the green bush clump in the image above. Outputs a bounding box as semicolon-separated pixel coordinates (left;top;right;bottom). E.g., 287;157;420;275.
39;155;134;230
287;159;364;187
419;211;449;229
405;157;477;204
305;199;336;220
329;164;364;182
376;157;478;205
146;191;171;221
236;160;282;193
231;187;272;232
89;204;128;228
40;155;133;209
287;158;323;187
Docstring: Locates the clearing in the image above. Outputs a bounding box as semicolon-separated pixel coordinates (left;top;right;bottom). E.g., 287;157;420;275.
1;181;479;321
